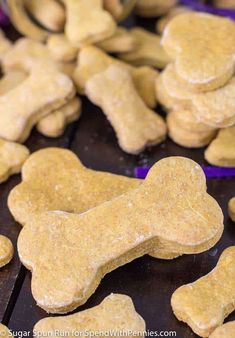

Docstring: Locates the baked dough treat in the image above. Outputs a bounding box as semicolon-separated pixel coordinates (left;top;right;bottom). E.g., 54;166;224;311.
172;246;235;337
0;324;11;337
85;65;166;154
34;294;145;337
228;198;235;222
47;34;79;63
135;0;178;17
0;29;13;61
18;157;223;313
118;27;170;68
205;126;235;167
156;6;190;34
209;322;235;338
0;235;14;268
0;139;29;183
162;13;235;92
214;0;235;8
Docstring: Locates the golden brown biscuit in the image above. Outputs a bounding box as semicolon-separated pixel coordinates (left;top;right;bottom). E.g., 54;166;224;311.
62;0;116;45
0;139;29;183
156;6;190;34
0;324;11;337
24;0;66;32
85;65;166;154
209;322;235;338
73;45;158;108
0;29;13;61
18;157;223;313
172;246;235;337
34;294;145;337
118;27;170;68
228;197;235;222
36;97;81;137
47;34;79;63
0;235;14;268
205;126;235;167
162;13;235;92
135;0;178;17
214;0;235;8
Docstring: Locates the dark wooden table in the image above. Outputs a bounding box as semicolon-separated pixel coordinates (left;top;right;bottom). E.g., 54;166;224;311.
0;15;235;338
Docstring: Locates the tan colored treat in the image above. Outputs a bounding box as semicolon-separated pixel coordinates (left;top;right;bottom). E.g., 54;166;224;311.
24;0;66;32
62;0;116;45
205;126;235;167
156;6;190;34
119;27;170;69
18;156;223;313
0;29;12;60
155;75;176;111
209;322;235;338
228;197;235;222
34;294;145;337
73;45;158;108
214;0;235;8
36;97;81;137
0;324;11;337
172;246;235;337
103;0;123;20
0;70;27;94
167;113;216;148
135;0;178;17
0;139;29;183
0;235;14;268
97;27;138;53
0;65;75;142
85;65;166;154
47;34;79;63
162;13;235;92
8;148;140;226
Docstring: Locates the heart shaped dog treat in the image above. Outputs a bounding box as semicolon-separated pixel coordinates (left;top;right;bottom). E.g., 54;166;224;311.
8;148;140;226
0;235;14;268
228;198;235;222
209;322;235;338
118;27;170;68
162;13;235;92
85;65;166;154
18;157;223;313
0;139;29;183
62;0;116;45
205;126;235;167
34;294;145;337
172;246;235;337
73;45;159;108
0;324;11;337
0;65;75;143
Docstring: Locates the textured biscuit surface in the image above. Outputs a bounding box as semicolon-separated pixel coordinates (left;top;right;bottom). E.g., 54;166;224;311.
34;294;145;337
228;198;235;222
135;0;177;17
85;65;166;154
162;13;235;92
0;324;11;337
0;139;29;183
18;157;223;313
209;322;235;338
47;34;79;62
0;235;14;268
172;246;235;337
205;126;235;167
97;27;137;53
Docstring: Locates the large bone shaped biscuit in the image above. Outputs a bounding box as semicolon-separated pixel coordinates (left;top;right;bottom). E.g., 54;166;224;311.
171;246;235;337
34;294;145;337
0;65;75;142
85;65;166;154
0;139;29;183
18;157;224;313
209;322;235;338
162;13;235;92
62;0;116;45
73;45;158;108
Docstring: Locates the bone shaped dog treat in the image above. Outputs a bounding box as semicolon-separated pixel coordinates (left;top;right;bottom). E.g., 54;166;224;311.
0;139;29;183
0;65;75;142
135;0;178;17
0;235;14;268
162;13;235;92
36;97;81;137
205;126;235;167
47;34;79;62
118;27;170;69
62;0;116;45
73;45;158;108
172;246;235;337
24;0;66;32
228;198;235;222
18;156;224;313
209;322;235;338
85;65;166;154
0;29;12;61
0;324;11;337
34;294;145;337
103;0;123;20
